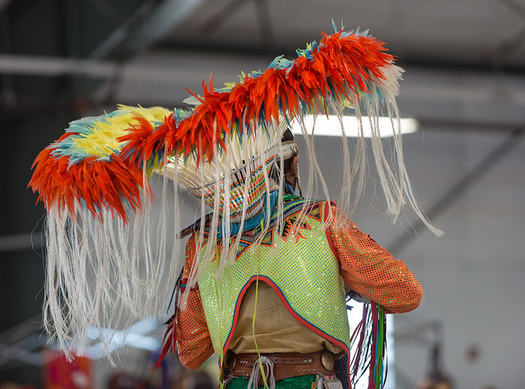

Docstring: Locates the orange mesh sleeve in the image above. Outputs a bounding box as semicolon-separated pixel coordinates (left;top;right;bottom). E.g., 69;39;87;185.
176;234;214;369
327;204;423;314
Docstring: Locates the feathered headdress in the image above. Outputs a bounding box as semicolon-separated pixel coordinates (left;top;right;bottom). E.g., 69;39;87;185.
29;26;439;360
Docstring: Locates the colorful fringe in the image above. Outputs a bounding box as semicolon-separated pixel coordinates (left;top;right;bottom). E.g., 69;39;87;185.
350;302;387;389
153;272;185;370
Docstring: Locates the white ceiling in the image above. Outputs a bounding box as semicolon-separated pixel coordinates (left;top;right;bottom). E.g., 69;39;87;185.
160;0;525;67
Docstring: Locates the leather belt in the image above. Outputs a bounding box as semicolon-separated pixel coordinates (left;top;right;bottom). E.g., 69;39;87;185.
226;350;336;383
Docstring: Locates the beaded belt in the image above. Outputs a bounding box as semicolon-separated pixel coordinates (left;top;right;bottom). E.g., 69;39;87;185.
226;350;336;384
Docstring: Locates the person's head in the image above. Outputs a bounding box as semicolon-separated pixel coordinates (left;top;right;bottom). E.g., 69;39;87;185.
285;153;299;188
271;128;299;195
172;124;299;221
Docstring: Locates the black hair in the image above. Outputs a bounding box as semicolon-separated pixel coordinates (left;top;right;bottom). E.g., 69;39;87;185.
281;128;294;143
269;129;297;195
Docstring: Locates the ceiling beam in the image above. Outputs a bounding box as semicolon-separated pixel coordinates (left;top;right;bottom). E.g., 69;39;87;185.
0;0;14;13
2;53;525;127
90;0;208;60
0;54;116;78
0;233;43;253
389;127;525;256
83;0;127;26
130;0;208;53
89;0;157;59
200;0;249;35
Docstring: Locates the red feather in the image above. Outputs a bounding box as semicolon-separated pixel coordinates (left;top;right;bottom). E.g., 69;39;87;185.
30;31;398;220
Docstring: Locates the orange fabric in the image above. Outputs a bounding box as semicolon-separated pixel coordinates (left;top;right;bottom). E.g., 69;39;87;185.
176;201;422;369
176;234;214;370
327;205;422;314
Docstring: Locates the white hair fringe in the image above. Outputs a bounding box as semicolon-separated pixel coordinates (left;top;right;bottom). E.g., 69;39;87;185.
41;60;441;363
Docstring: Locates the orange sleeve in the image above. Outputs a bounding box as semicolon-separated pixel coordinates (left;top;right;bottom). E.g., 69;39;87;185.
176;234;214;369
326;204;423;314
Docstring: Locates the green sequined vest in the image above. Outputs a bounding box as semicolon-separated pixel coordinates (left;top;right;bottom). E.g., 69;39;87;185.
197;198;350;362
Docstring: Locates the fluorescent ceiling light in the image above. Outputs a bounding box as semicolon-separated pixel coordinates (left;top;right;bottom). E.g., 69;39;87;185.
291;115;419;137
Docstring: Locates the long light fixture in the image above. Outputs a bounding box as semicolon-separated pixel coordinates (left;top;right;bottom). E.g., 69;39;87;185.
84;317;161;358
291;115;419;137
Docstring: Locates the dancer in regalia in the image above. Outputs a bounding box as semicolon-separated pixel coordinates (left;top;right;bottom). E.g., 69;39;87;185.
29;25;440;389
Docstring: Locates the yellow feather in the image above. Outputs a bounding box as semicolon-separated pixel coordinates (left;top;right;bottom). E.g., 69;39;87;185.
72;106;172;157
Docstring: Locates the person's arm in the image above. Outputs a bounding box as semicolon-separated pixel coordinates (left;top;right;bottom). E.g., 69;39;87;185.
176;234;215;369
326;204;423;314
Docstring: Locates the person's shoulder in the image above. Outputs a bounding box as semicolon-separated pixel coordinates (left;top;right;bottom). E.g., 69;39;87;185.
281;195;331;217
179;213;214;238
281;194;320;210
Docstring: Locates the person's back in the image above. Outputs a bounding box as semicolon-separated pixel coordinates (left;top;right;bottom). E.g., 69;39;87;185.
176;195;422;388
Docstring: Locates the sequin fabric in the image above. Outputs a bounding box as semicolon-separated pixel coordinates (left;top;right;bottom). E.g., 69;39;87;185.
226;374;318;389
197;200;350;362
176;234;214;369
327;205;423;314
175;198;423;371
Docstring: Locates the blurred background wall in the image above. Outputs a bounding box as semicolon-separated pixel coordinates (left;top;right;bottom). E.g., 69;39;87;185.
1;1;524;388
